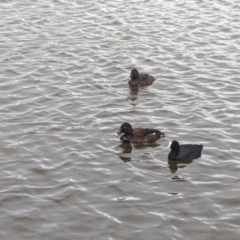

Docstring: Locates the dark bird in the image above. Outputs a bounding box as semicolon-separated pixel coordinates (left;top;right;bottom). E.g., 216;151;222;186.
128;68;155;86
168;140;203;161
116;122;164;143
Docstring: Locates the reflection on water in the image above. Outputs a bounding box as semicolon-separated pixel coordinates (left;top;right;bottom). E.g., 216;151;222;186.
117;143;132;162
133;143;160;149
168;158;194;173
127;86;139;102
117;142;161;162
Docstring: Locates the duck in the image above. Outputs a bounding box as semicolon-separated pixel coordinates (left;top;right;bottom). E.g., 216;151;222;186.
168;140;203;161
116;122;164;143
128;68;155;86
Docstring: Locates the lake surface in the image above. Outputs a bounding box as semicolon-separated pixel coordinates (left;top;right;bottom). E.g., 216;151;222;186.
1;0;240;239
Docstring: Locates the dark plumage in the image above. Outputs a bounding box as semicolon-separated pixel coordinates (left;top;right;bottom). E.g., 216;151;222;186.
116;122;164;143
128;68;155;86
168;140;203;161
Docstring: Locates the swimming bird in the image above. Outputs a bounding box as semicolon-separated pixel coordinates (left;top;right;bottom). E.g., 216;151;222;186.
128;68;155;86
168;140;203;161
116;122;164;143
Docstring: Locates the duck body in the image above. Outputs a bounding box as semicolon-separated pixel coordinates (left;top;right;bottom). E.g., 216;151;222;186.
128;68;155;86
117;122;164;143
168;140;203;161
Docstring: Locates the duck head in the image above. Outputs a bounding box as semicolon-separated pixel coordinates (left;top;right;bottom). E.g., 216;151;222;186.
117;122;133;135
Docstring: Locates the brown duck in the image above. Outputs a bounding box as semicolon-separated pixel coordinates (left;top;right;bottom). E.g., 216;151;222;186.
128;68;155;86
116;122;164;143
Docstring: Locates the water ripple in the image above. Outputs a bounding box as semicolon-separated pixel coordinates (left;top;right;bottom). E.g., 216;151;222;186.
0;0;240;239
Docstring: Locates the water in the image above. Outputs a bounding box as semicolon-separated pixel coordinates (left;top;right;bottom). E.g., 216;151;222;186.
1;0;240;239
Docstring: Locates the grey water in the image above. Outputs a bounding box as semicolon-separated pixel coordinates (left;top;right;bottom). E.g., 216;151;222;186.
0;0;240;239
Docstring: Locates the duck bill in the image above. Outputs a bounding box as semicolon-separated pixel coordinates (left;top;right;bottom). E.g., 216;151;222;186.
116;128;122;135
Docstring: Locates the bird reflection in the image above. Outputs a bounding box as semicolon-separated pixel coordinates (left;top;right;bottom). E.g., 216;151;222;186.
168;158;193;173
133;142;160;149
117;143;160;162
117;143;132;162
127;86;139;102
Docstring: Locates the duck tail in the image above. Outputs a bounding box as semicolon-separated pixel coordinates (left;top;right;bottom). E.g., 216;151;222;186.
146;129;165;138
157;130;165;138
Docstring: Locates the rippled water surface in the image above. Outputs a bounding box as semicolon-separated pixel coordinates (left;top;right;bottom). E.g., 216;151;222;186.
1;0;240;239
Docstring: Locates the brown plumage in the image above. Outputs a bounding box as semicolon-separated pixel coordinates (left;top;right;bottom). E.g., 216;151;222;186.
116;122;164;143
128;68;155;86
